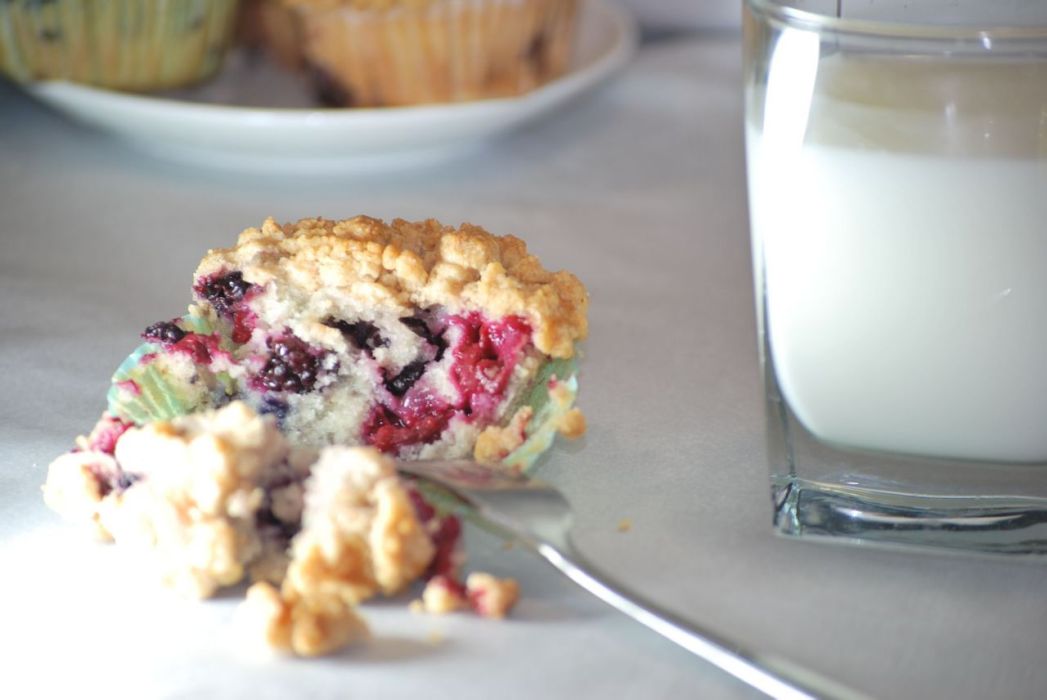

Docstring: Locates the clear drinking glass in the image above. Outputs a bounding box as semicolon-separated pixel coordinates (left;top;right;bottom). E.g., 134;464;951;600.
744;0;1047;554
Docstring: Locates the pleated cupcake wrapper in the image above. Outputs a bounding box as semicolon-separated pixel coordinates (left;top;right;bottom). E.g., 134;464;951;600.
502;354;579;472
293;0;579;106
0;0;240;90
413;352;580;535
106;313;228;424
110;352;190;423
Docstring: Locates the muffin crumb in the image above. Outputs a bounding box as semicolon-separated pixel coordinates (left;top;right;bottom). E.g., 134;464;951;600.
466;573;520;619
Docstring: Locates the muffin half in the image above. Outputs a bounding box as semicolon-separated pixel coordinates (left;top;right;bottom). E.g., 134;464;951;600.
106;216;588;466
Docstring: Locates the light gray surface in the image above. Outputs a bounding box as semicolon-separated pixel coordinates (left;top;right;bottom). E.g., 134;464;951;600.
1;34;1046;700
621;0;740;30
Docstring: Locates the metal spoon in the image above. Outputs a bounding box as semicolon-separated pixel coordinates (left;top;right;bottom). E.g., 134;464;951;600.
398;459;873;700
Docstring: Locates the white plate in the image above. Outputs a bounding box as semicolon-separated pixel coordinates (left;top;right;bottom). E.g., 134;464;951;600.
26;0;636;172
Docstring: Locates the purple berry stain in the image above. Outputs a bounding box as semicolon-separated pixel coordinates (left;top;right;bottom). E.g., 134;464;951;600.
259;397;291;423
116;471;140;492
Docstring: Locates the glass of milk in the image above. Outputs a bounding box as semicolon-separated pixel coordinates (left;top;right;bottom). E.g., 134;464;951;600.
745;0;1047;555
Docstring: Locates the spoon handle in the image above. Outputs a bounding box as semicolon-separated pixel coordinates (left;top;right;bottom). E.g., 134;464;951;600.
531;539;874;700
399;462;872;700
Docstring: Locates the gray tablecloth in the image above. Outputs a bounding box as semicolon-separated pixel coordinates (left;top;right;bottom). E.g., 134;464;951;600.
2;31;1045;700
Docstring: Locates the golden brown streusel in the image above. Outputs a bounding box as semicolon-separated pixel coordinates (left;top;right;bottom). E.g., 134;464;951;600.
286;446;434;602
556;407;587;439
466;572;520;619
195;216;588;359
415;572;521;618
97;402;307;598
243;581;369;657
42;450;115;541
473;407;534;464
419;575;467;615
244;446;435;656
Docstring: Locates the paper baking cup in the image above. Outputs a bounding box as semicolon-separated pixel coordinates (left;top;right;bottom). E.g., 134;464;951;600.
0;0;240;90
290;0;579;106
411;352;579;530
106;314;229;424
503;354;579;472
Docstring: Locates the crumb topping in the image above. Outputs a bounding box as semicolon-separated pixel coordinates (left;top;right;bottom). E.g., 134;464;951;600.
556;407;586;439
45;400;532;657
286;446;435;602
416;572;520;619
242;581;369;657
466;572;520;619
241;445;435;656
419;575;467;614
96;402;304;598
42;451;116;541
474;406;533;463
194;216;588;359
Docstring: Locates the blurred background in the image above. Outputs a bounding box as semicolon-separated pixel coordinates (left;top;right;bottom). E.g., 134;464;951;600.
622;0;740;32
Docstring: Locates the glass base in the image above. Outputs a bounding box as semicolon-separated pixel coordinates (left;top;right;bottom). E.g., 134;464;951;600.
772;475;1047;557
761;348;1047;557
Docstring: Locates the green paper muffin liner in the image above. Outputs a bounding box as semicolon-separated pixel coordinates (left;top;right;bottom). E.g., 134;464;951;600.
0;0;240;90
413;352;582;530
503;354;580;472
106;313;231;424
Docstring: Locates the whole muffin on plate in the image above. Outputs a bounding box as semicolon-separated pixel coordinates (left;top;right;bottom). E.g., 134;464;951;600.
0;0;241;91
282;0;581;107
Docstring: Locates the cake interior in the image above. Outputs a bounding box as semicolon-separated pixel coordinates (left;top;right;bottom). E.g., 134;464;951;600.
111;269;544;459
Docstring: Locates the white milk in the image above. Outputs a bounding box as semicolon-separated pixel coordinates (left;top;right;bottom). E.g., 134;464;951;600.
747;55;1047;462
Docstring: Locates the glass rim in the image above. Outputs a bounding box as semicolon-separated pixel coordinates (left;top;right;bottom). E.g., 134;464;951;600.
745;0;1047;41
